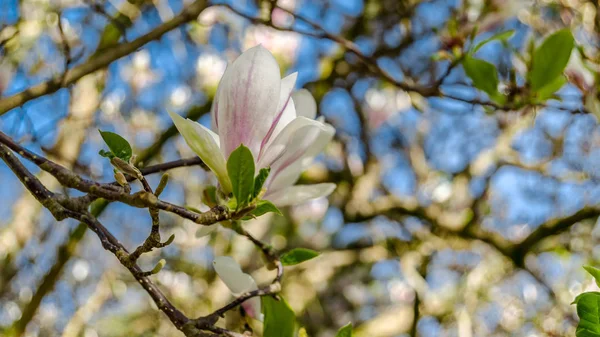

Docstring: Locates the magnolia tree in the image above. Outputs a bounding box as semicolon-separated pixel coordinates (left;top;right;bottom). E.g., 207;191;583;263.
2;1;600;337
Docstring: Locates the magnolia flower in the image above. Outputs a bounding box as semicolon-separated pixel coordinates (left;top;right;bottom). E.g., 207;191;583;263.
170;45;335;207
213;256;262;320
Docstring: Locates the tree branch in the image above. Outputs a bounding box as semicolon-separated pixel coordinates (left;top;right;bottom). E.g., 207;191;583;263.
0;0;209;115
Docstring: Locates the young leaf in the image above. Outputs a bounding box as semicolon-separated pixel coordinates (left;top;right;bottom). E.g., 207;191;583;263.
262;296;295;337
534;75;567;102
471;29;515;53
99;149;114;159
99;130;133;161
242;200;282;220
575;292;600;337
253;167;271;200
202;186;218;208
227;144;255;209
281;248;320;266
462;55;501;101
335;323;353;337
298;327;309;337
584;266;600;288
528;29;574;92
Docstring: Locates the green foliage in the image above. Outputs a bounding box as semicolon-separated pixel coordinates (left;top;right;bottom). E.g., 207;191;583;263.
471;30;515;53
528;29;574;93
262;296;296;337
202;186;218;208
227;144;255;209
281;248;320;266
584;266;600;287
575;292;600;337
242;200;282;220
98;130;133;161
96;24;122;52
573;267;600;336
253;167;271;199
534;76;567;102
462;55;503;103
335;323;353;337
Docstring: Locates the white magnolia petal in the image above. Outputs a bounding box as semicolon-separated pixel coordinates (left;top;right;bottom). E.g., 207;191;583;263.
169;111;232;193
259;72;298;155
213;256;261;319
213;256;257;294
195;224;218;238
292;89;317;120
276;72;298;116
263;101;296;161
265;183;337;207
210;64;231;132
217;45;282;160
242;297;262;321
267;121;333;192
258;116;323;169
266;159;304;193
262;118;334;191
303;122;335;159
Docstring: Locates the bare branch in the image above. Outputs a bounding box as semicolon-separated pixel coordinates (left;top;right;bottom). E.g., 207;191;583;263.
0;0;210;115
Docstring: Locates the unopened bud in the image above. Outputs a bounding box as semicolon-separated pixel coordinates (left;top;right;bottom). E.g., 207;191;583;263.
111;157;141;177
114;171;128;186
151;259;166;274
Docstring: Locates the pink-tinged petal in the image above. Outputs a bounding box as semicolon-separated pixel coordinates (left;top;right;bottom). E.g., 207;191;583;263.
217;45;282;160
265;183;336;207
213;256;262;320
258;73;298;159
242;298;263;321
257;116;318;169
210;63;234;132
266;120;334;193
258;117;334;188
292;89;317;120
265;159;305;193
169;111;232;193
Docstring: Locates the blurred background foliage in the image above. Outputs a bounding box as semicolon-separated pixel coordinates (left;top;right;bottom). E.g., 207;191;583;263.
1;0;600;336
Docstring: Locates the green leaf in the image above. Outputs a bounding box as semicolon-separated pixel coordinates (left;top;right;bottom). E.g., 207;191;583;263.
535;75;567;102
242;200;282;220
575;292;600;337
471;30;515;53
202;186;218;208
227;144;255;209
281;248;320;266
99;130;132;161
98;149;114;159
585;266;600;288
335;323;353;337
252;167;271;200
462;55;501;101
529;29;574;92
262;296;295;337
96;24;122;51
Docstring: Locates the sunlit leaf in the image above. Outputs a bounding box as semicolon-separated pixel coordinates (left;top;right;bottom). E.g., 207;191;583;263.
529;29;574;92
281;248;320;266
584;266;600;288
242;200;282;220
462;55;502;102
335;323;353;337
575;292;600;337
535;75;567;102
253;167;270;200
227;144;255;209
471;30;515;53
99;130;132;161
263;296;295;337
